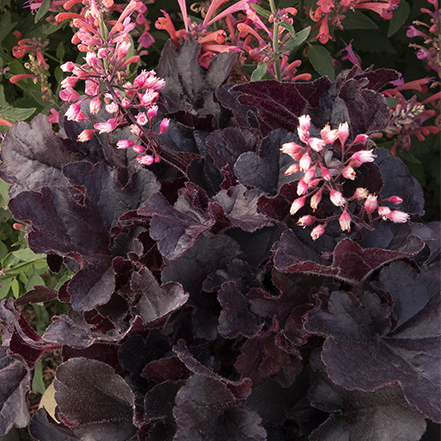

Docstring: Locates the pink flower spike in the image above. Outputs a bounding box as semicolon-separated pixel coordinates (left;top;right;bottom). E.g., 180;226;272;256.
320;124;338;144
378;206;391;219
132;144;146;153
290;196;306;215
320;164;332;181
330;190;346;207
77;129;95;142
337;122;349;146
137;155;155;166
385;196;403;204
159;118;170;134
297;179;309;196
117;140;135;149
364;194;378;214
388;210;409;223
342;165;356;180
299;152;311;172
297;215;316;227
353;187;368;200
308;137;326;152
339;208;351;232
349;149;377;167
311;224;325;241
285;163;300;176
94;118;117;134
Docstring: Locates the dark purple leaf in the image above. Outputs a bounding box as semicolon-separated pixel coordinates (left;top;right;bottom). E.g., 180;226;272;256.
142;357;190;383
309;350;426;441
130;267;189;323
0;115;74;197
173;374;266;441
139;184;215;260
206;127;258;174
157;41;237;124
54;357;136;440
233;129;298;196
274;236;424;283
257;181;299;221
217;281;264;339
29;409;79;441
14;286;58;306
211;184;273;232
305;290;441;422
0;347;31;435
235;324;302;388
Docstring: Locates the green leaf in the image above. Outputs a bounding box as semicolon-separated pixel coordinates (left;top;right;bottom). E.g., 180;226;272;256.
385;97;400;108
26;272;46;292
0;276;12;299
308;44;335;81
0;180;11;208
251;4;271;19
13;248;46;262
32;360;46;394
11;277;20;298
0;85;7;107
279;22;295;36
35;0;51;23
56;42;65;60
41;23;60;35
0;242;8;262
342;10;378;30
0;22;16;45
0;106;36;124
251;62;269;81
351;31;396;54
388;0;410;37
286;26;310;52
34;304;50;335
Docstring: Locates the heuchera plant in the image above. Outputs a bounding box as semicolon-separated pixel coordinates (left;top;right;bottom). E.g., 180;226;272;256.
0;1;439;440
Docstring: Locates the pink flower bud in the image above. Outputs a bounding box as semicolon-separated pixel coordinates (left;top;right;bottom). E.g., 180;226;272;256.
140;89;158;107
65;101;83;121
61;61;76;72
159;118;170;134
320;164;332;181
132;144;146;153
59;87;80;103
308;178;321;188
89;96;102;114
330;190;346;207
297;215;316;227
297;179;309;196
94;118;117;134
147;105;158;120
303;165;316;184
339;208;351;232
117;139;135;149
105;102;119;114
298;115;310;143
116;40;131;59
285;163;300;176
136;112;148;126
77;129;95;142
364;194;378;214
280;142;303;160
61;76;78;88
385;196;403;204
310;189;322;211
85;80;99;96
349;150;377;167
311;224;325;240
388;210;409;223
378;206;391;219
290;196;306;215
353;187;368;200
137;154;155;165
337;122;349;146
342;165;356;180
121;97;131;108
320;124;338;144
352;134;368;144
308;137;326;152
98;48;108;58
299;152;311;172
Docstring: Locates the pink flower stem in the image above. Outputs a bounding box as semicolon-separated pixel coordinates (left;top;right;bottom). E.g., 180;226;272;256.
268;0;281;81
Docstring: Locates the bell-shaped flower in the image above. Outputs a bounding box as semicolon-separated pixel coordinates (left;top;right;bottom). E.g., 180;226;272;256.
330;190;346;207
342;165;356;180
311;224;325;241
364;194;378;213
339;208;351;232
349;149;377;167
297;215;316;227
299;152;311;172
388;210;409;223
290;196;306;215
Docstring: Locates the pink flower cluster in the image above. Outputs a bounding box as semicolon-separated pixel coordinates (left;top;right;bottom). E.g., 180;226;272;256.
281;115;409;240
57;0;169;165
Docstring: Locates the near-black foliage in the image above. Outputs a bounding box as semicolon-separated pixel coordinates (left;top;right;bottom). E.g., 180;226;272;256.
0;42;439;440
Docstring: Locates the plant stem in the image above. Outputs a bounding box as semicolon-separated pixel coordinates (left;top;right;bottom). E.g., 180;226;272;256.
268;0;281;81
